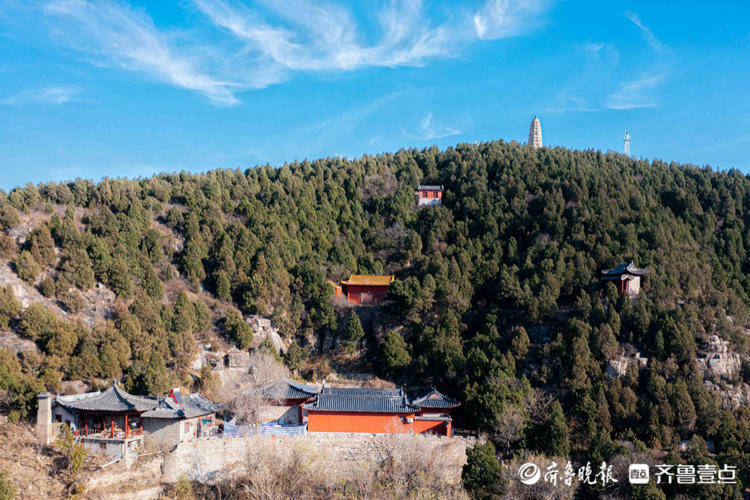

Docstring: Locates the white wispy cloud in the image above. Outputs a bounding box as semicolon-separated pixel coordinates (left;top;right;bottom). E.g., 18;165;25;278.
0;85;83;105
29;0;553;105
473;0;553;40
408;112;462;140
192;0;457;71
605;74;667;110
625;11;665;52
43;0;242;105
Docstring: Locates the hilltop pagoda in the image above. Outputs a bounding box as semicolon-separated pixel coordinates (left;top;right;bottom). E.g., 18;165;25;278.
528;116;542;148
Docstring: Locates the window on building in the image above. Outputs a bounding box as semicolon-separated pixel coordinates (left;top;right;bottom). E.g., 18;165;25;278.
55;414;62;422
184;422;190;433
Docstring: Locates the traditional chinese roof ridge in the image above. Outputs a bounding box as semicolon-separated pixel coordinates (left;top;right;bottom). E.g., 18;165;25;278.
320;386;404;397
303;393;417;413
56;391;102;405
416;185;443;191
59;383;157;412
141;392;221;419
261;379;319;400
414;415;453;422
601;261;651;278
340;275;395;287
411;388;461;409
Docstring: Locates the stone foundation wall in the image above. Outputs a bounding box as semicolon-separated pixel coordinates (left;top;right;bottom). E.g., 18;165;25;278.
161;432;473;484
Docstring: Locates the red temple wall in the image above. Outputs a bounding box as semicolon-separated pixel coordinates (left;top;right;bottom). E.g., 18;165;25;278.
307;411;450;435
343;285;389;304
307;411;414;433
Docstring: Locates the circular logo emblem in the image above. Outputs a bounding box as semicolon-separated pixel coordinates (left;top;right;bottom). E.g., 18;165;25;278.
519;462;541;485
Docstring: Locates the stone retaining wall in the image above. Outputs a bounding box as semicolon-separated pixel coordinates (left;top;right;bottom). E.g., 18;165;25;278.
161;432;473;484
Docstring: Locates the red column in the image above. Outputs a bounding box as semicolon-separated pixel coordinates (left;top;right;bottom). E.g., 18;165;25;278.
446;421;452;437
125;415;128;438
111;418;114;438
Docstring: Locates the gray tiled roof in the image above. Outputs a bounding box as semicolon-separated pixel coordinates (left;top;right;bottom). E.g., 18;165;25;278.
304;393;417;413
58;384;157;412
261;380;318;400
601;261;651;278
411;389;460;409
416;185;443;191
320;387;404;397
141;393;220;419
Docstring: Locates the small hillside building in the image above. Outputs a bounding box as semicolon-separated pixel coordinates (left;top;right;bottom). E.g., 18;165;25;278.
304;386;458;436
259;380;318;425
37;383;219;460
339;274;394;305
601;261;652;296
415;185;443;207
141;389;220;446
412;388;461;414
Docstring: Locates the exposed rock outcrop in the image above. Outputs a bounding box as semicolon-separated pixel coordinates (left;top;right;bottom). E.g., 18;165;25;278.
247;315;287;354
606;345;648;379
697;335;741;380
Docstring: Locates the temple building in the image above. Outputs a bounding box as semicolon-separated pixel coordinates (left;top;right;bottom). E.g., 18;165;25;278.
259;379;318;425
339;274;394;305
528;116;542;148
37;382;219;461
415;185;443;207
601;261;652;296
141;389;220;445
411;388;461;415
303;386;458;436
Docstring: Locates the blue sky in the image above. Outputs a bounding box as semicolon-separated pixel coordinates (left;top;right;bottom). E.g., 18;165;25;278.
1;0;749;190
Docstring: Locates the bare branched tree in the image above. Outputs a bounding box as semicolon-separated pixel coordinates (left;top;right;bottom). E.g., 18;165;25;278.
219;352;290;429
493;406;524;454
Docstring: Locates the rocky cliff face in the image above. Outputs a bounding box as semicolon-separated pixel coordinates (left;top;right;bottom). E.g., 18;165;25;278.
697;334;742;380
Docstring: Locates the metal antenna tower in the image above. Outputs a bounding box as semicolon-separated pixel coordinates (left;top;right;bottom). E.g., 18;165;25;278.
623;131;631;156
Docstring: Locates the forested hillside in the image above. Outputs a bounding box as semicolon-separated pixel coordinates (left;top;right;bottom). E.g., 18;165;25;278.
1;140;749;495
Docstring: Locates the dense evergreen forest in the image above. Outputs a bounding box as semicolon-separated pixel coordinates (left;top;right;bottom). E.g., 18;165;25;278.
1;140;749;496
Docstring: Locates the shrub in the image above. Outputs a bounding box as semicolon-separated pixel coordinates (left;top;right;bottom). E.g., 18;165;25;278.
0;468;16;500
14;250;39;283
62;288;85;314
0;235;16;259
224;308;252;350
381;330;410;377
0;202;19;231
172;474;194;500
39;276;56;298
0;286;20;329
462;441;503;498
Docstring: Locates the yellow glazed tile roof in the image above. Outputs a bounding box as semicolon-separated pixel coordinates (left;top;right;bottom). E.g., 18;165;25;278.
340;275;395;286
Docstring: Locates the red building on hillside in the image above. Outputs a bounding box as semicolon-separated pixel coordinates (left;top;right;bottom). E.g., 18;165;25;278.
339;275;394;305
303;387;459;436
415;185;443;207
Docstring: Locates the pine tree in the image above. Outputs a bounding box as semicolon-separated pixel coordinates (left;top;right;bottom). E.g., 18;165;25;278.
15;250;40;283
141;351;170;396
381;330;410;376
462;441;503;497
344;310;365;353
0;286;20;328
215;270;231;301
173;291;196;335
545;400;571;458
224;308;252;350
